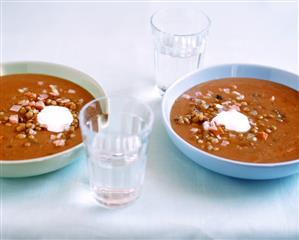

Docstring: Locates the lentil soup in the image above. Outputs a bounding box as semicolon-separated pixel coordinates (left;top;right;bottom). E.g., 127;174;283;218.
170;78;299;163
0;74;94;160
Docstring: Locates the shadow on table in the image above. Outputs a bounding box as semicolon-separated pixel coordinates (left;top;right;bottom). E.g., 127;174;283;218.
0;154;88;199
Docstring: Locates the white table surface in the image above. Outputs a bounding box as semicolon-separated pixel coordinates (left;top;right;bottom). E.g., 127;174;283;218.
1;1;298;239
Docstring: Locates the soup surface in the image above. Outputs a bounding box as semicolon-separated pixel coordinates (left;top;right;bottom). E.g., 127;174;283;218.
170;78;299;163
0;74;94;160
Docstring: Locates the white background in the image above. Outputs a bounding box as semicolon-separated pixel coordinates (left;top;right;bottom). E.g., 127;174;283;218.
1;1;299;239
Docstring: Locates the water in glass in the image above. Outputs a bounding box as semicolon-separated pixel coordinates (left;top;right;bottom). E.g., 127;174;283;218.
87;134;146;208
155;49;202;94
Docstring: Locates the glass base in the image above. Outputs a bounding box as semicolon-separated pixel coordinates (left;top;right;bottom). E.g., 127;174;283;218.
92;186;140;209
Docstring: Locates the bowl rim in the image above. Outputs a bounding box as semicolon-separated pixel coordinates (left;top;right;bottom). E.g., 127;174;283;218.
150;7;211;37
162;63;299;168
79;95;155;140
0;60;106;164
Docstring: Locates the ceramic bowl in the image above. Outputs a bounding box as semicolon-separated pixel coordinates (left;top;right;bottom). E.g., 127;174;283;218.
162;64;299;180
0;61;106;177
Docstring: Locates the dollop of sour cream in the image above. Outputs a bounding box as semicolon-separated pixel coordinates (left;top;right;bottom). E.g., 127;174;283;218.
37;106;73;133
212;109;251;133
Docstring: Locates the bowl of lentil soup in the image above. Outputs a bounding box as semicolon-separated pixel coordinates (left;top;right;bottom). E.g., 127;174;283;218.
0;61;106;177
162;64;299;179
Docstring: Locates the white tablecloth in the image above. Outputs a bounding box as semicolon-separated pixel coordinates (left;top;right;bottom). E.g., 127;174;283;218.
1;1;298;239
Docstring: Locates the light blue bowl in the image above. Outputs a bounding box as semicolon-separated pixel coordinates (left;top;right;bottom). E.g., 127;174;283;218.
162;64;299;180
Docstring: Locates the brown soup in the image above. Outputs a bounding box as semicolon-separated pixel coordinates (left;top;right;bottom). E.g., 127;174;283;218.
0;74;94;160
170;78;299;163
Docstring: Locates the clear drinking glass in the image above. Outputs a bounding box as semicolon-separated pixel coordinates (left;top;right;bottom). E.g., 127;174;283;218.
151;7;211;95
79;96;154;208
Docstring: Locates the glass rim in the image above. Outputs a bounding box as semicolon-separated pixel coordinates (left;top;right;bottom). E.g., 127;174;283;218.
79;95;154;137
150;8;211;37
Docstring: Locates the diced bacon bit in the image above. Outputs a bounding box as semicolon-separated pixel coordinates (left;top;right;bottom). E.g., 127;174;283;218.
9;105;22;112
35;101;45;110
193;98;202;104
221;100;231;105
49;90;59;97
202;121;210;131
50;134;56;141
56;133;63;139
236;95;245;100
68;89;76;94
205;92;212;98
24;92;37;99
49;84;57;90
232;90;241;96
195;91;202;96
49;85;60;96
18;87;28;93
270;96;275;102
42;89;48;94
49;85;58;92
53;139;65;147
232;85;238;89
182;94;191;100
202;103;210;109
190;128;199;133
215;104;224;109
257;131;268;140
221;140;230;147
37;81;44;86
9;114;19;124
60;99;70;104
28;129;37;135
229;105;240;111
18;99;30;106
29;101;36;107
202;121;217;131
38;93;48;101
223;88;230;94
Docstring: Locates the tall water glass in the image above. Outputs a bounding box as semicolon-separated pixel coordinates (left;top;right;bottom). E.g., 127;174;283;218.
79;96;154;208
151;8;211;95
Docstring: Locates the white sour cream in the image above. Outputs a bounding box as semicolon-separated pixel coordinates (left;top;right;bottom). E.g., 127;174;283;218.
37;106;73;132
211;109;251;133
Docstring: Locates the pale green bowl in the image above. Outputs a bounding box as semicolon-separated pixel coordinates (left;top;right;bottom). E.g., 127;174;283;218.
0;61;106;177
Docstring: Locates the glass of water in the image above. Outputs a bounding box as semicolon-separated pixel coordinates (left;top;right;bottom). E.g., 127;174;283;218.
79;96;154;208
151;7;211;95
